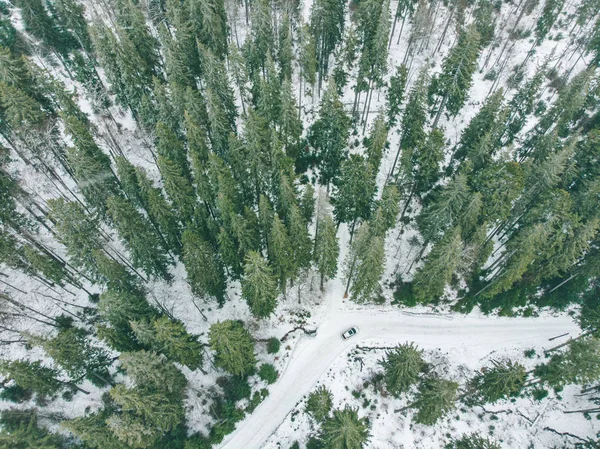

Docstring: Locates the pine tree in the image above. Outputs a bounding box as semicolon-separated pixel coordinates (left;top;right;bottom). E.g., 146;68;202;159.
306;385;333;423
412;227;463;303
106;195;172;280
320;406;371;449
412;376;458;425
0;360;63;396
379;343;425;397
308;81;351;187
209;320;257;376
467;360;527;405
314;214;340;291
242;251;279;318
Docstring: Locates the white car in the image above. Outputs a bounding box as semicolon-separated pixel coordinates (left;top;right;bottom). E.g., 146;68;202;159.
342;327;358;340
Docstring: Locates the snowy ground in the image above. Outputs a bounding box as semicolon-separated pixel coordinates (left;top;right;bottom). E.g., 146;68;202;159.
1;0;597;447
218;276;584;449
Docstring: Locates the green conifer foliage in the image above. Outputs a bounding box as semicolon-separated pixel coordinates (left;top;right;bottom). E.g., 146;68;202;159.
306;385;333;422
413;376;458;425
209;320;257;376
242;251;279;318
320;406;371;449
379;343;425;397
0;360;63;396
308;81;351;187
106;195;172;280
467;360;527;405
182;229;227;304
314;214;340;291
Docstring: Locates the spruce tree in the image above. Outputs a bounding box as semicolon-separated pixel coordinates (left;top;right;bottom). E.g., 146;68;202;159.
288;205;313;276
535;337;600;390
308;81;351;187
429;26;482;128
120;350;187;394
34;327;112;385
182;229;227;304
62;114;119;212
309;0;346;92
345;224;385;303
412;227;463;304
413;376;458;425
242;251;279;318
387;65;408;128
332;155;377;236
306;385;333;423
48;199;103;277
107;195;172;280
97;287;157;351
445;434;501;449
314;214;340;291
0;360;63;396
268;214;294;292
209;320;257;376
366;113;388;172
467;360;527;405
132;316;203;370
320;406;371;449
379;343;425;397
388;68;429;180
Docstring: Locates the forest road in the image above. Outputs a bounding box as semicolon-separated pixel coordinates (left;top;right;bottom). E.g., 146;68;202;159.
218;304;578;449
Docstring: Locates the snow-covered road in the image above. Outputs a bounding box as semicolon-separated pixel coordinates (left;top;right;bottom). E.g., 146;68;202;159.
219;300;578;449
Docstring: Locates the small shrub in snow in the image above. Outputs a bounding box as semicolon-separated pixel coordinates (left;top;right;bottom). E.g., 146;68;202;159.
258;363;278;384
267;337;281;354
445;433;501;449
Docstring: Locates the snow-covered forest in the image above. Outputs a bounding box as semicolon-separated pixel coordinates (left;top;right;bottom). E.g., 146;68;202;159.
0;0;599;448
